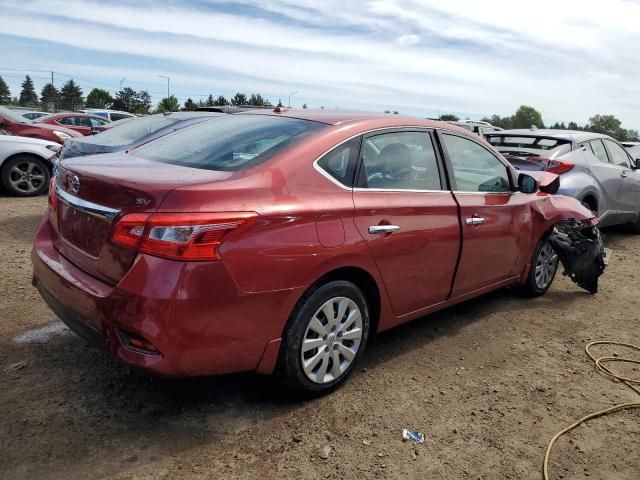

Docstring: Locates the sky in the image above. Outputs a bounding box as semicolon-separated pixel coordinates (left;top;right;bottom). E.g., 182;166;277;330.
1;0;639;127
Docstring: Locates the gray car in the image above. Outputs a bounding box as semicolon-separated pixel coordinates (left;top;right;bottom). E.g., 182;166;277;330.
486;129;640;229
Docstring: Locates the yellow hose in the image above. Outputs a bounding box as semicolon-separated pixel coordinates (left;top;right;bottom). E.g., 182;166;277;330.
543;341;640;479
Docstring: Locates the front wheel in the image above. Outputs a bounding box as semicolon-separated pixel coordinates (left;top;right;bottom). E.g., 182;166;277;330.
522;236;559;296
277;280;370;396
1;156;50;196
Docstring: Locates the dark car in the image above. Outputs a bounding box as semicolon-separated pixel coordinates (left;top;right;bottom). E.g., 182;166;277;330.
0;106;81;144
59;112;225;160
33;110;601;395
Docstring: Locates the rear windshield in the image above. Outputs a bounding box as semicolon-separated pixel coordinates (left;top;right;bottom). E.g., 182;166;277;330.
133;115;327;171
90;115;179;146
486;135;572;158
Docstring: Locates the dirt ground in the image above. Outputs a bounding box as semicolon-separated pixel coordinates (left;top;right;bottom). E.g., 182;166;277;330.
0;194;638;480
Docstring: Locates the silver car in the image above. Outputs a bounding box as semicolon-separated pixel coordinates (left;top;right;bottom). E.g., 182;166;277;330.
486;129;640;229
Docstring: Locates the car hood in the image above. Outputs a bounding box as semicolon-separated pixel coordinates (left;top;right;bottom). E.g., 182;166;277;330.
0;134;58;147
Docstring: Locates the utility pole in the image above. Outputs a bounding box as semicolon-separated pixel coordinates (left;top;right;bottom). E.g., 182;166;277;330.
159;75;170;100
51;71;54;86
288;91;298;108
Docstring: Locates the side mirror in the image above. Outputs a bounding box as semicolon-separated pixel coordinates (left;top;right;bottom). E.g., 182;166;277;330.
518;173;539;194
634;158;640;170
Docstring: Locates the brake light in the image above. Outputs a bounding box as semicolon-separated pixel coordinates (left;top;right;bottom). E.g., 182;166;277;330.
545;159;574;174
111;212;257;261
47;179;58;211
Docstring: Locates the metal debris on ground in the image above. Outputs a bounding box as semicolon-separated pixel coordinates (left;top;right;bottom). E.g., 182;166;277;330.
402;428;425;443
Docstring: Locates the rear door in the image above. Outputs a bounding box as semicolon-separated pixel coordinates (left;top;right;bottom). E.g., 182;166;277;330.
584;139;626;221
603;139;640;221
352;129;460;316
438;131;531;297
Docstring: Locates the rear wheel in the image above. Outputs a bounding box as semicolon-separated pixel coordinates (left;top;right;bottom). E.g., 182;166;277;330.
522;236;559;296
277;280;370;396
1;156;50;197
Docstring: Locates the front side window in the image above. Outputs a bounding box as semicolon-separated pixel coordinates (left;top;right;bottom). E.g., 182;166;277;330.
57;116;75;126
604;140;631;168
317;137;360;187
133;115;327;171
442;133;511;192
75;116;92;127
89;117;107;127
358;131;442;190
590;140;610;163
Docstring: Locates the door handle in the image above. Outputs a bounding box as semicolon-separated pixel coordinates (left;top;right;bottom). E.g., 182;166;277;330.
465;216;486;225
368;225;400;235
621;170;628;178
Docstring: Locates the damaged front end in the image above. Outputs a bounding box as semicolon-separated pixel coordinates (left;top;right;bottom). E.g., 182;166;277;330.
548;219;606;294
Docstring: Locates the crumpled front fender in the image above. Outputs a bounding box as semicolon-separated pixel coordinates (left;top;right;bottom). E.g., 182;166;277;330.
530;194;597;227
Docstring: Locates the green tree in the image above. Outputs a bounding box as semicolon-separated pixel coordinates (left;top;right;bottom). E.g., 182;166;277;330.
276;99;283;108
155;95;180;112
19;75;39;106
511;105;544;129
183;98;197;111
248;93;267;106
439;114;459;121
86;88;113;109
587;114;623;139
231;92;248;106
40;83;59;109
0;76;11;104
206;94;215;106
213;95;228;106
112;87;151;114
58;79;84;110
481;114;512;130
567;121;581;130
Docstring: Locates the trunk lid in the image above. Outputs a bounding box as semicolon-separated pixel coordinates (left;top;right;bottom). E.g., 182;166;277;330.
52;154;232;284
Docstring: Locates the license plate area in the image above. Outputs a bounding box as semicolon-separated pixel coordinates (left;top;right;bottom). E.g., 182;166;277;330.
59;203;112;258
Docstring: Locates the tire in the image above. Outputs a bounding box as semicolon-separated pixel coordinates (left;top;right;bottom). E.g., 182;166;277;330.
625;217;640;234
277;280;370;396
521;236;559;297
1;155;50;197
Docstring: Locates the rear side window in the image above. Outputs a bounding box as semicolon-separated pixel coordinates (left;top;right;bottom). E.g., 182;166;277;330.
92;115;179;146
110;113;132;121
134;116;327;171
590;140;609;163
487;135;571;158
317;137;360;187
442;133;511;192
604;140;631;167
358;131;442;190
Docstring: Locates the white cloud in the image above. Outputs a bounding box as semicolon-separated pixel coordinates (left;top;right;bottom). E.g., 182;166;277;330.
2;0;640;127
397;34;420;46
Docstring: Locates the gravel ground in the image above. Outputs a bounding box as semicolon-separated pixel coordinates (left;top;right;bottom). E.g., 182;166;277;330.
0;194;638;480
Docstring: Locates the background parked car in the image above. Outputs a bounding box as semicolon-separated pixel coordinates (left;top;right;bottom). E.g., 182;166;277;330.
0;106;81;144
36;112;110;136
448;120;503;136
77;109;136;122
627;144;640;161
486;129;640;229
621;141;639;149
60;111;225;160
0;134;59;196
22;111;50;120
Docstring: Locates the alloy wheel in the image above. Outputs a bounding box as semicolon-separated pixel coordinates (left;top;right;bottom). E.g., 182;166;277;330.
300;297;363;384
535;241;558;290
8;160;47;194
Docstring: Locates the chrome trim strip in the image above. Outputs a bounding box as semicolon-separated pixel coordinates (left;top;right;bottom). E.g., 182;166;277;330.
55;185;121;221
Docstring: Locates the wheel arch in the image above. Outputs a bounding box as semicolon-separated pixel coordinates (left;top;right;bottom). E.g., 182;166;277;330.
1;151;54;173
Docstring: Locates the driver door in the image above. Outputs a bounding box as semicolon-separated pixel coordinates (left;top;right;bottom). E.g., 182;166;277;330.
438;131;531;297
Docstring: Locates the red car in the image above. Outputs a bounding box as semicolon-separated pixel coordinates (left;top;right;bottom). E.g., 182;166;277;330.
0;106;81;144
36;112;110;136
32;110;602;395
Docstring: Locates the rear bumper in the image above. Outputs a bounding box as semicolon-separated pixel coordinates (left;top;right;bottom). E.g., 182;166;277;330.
31;214;304;377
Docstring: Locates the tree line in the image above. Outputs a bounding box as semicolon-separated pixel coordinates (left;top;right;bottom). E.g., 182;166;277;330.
0;74;284;114
440;105;639;142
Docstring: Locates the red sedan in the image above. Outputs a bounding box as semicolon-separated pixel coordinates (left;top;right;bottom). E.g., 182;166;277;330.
36;112;110;136
32;109;601;395
0;106;80;144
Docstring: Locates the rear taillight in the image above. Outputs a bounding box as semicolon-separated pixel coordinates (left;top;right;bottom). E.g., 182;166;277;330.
47;179;58;211
545;159;574;175
111;212;257;261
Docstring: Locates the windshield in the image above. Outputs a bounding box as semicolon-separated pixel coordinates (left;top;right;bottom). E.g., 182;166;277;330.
88;115;179;146
133;115;327;171
0;106;32;124
486;134;572;159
